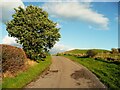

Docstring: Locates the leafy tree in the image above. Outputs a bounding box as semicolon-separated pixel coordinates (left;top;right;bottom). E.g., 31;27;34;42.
6;5;61;61
86;50;97;58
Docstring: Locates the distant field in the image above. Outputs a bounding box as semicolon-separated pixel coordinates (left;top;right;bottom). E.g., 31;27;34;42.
58;49;120;62
58;49;120;88
64;49;110;54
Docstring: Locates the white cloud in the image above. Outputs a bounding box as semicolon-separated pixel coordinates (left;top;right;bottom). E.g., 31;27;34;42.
2;35;22;47
115;17;118;22
0;0;25;23
115;16;120;24
56;23;62;28
22;0;93;2
43;2;109;30
49;42;73;54
22;0;119;2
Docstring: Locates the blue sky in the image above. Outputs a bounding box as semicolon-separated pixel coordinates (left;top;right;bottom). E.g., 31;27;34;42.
0;0;119;53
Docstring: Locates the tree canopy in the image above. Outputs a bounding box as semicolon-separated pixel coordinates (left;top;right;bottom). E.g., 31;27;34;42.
6;5;61;61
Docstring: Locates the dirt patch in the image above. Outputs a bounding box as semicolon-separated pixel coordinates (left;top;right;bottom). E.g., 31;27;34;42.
26;59;37;66
41;69;59;78
3;71;13;77
49;70;59;73
76;82;81;86
71;69;90;80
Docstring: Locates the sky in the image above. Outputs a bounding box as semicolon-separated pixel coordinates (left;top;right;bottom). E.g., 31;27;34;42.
0;0;119;54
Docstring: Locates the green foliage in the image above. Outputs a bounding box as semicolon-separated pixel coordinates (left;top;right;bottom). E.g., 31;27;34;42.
1;44;26;74
65;49;88;54
6;5;61;61
86;50;97;57
2;56;51;88
63;49;109;55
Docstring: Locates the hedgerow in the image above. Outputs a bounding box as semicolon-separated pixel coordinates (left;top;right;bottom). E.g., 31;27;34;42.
1;44;27;75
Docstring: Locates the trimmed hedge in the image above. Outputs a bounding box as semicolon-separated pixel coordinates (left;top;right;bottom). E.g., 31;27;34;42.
1;44;27;75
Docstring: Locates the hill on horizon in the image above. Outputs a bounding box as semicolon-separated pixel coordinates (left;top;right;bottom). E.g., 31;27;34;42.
58;49;110;54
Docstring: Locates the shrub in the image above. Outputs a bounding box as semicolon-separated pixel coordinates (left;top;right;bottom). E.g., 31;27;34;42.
1;44;27;75
111;48;119;54
86;50;97;58
56;53;60;56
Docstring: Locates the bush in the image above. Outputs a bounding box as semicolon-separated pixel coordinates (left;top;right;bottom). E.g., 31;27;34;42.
56;53;61;56
1;44;27;75
111;48;119;54
86;50;97;58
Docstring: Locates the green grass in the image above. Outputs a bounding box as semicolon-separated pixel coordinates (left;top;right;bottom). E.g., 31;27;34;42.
65;49;88;54
65;49;109;54
2;56;51;88
64;55;120;89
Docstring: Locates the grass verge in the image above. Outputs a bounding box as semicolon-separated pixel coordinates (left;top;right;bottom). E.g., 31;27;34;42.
64;55;120;88
2;56;51;88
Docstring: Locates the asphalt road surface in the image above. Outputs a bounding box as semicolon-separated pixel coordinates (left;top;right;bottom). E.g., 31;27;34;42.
25;56;106;88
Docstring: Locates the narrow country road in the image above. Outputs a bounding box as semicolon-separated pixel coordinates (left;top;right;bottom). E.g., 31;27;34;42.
25;56;106;88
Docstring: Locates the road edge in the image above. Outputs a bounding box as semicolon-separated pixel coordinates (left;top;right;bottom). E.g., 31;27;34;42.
61;56;107;88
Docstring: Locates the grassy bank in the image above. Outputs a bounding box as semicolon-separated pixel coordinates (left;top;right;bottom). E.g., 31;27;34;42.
2;56;51;88
63;55;120;88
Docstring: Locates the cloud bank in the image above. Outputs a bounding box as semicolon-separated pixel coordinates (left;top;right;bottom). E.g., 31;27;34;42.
49;43;73;54
43;2;109;30
0;0;25;23
1;0;24;47
2;35;22;47
22;0;119;2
